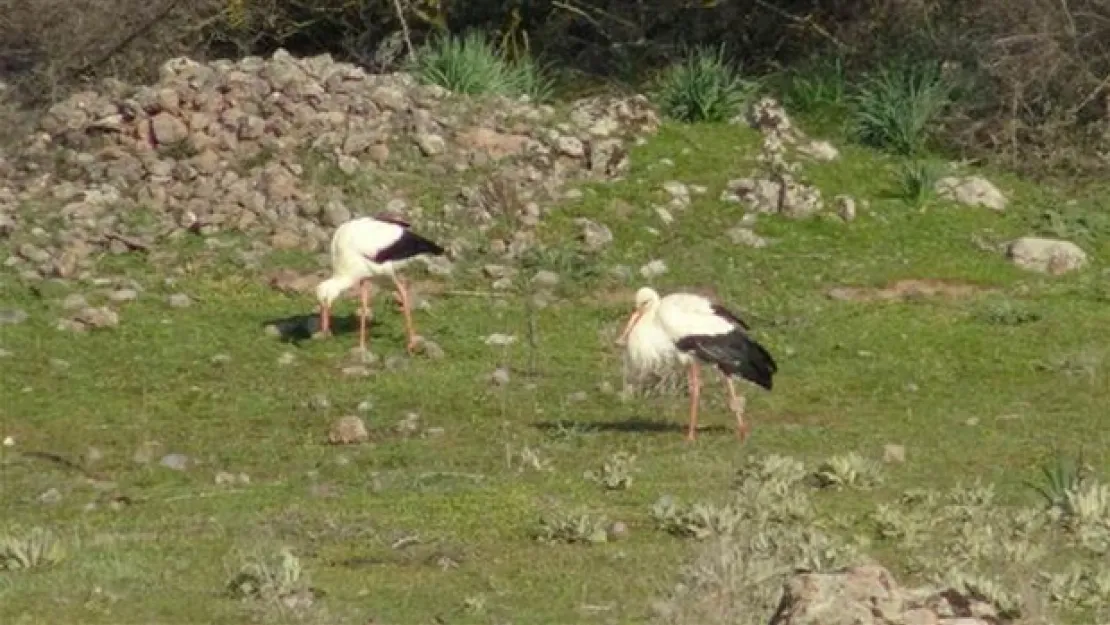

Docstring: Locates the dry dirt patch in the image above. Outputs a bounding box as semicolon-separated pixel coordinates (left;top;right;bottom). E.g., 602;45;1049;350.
825;279;998;303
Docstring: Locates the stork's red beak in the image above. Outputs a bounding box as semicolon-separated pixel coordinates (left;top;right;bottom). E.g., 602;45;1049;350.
615;308;644;346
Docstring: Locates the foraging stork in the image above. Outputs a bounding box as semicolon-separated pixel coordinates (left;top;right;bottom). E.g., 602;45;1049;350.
315;215;445;354
616;287;777;442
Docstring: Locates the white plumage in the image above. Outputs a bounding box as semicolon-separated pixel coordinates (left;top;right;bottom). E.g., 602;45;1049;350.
617;286;777;442
315;216;445;353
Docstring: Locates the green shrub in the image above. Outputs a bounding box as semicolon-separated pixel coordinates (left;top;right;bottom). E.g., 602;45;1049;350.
409;30;554;102
851;60;954;155
655;45;757;123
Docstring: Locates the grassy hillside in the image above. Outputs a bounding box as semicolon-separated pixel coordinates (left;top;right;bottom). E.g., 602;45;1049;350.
2;44;1110;625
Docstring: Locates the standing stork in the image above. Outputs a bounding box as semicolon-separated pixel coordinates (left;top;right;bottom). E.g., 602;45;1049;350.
315;215;445;354
616;286;777;442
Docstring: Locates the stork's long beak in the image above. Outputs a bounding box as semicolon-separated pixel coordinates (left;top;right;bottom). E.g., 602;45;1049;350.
615;307;645;347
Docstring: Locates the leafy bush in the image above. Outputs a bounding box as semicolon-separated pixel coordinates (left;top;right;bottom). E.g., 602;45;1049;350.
655;45;757;123
408;30;554;101
851;60;954;155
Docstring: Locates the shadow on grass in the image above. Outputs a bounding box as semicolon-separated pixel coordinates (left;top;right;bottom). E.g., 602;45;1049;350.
533;417;730;435
261;311;370;345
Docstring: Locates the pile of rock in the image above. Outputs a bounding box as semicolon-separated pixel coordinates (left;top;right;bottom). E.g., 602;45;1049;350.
769;564;1011;625
0;49;660;283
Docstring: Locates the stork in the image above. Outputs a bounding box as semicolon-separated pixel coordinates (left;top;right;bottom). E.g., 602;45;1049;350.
315;215;445;354
616;286;777;442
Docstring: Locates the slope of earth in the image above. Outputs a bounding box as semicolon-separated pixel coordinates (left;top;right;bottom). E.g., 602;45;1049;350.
1;53;1109;625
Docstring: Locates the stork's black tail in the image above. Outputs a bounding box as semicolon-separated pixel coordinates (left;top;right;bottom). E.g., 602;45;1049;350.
675;330;778;390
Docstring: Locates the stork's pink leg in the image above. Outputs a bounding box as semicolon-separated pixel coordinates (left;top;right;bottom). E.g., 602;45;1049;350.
393;276;418;354
358;280;372;351
319;304;331;337
722;374;750;442
686;362;701;442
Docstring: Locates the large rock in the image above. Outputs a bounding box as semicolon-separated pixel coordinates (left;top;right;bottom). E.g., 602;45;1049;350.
769;565;1003;625
936;176;1007;211
1006;236;1088;275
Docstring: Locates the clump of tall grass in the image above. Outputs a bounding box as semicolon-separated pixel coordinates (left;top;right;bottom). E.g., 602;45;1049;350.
655;45;758;123
409;30;554;102
850;59;955;155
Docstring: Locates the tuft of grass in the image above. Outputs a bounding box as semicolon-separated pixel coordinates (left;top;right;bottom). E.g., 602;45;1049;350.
780;56;849;117
225;547;315;607
813;452;884;490
0;527;66;571
408;30;554;101
851;59;954;155
894;159;944;208
534;509;611;545
654;44;757;123
584;450;638;490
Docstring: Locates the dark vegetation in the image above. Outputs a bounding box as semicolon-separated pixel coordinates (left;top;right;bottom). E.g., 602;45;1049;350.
3;0;1110;178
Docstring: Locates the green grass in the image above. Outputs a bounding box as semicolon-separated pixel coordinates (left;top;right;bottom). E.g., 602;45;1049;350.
2;120;1110;623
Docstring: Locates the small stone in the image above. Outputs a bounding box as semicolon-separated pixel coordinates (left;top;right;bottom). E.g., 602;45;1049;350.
662;180;689;201
210;353;231;365
341;365;373;377
639;259;667;278
277;352;296;366
726;227;768;248
0;309;28;325
159;453;190;471
71;306;119;330
835;195;857;222
150;112;189;144
215;471;250;485
167;293;193;308
62;293;89;310
416;133;447;156
799;139;840;161
555;135;585;157
531;270;560;288
936;175;1007;211
485;333;516;346
419;339;446;360
328;415;369;445
2;436;13;447
84;446;104;464
607;521;629;541
38;488;62;505
308;394;331;410
882;444;906;464
490;367;511;386
575;218;613;251
108;288;139;302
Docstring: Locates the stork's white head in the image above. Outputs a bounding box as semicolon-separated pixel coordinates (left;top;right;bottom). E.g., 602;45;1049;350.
634;287;660;310
315;276;355;307
617;286;661;346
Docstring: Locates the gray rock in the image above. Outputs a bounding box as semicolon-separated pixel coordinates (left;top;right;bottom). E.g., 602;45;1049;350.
159;453;190;471
490;367;511;386
167;293;193;308
0;309;28;325
531;270;560;288
150;113;189;144
107;288;139;303
1006;237;1088;275
416;133;447;156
